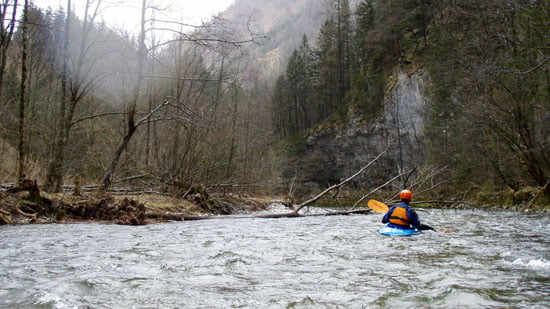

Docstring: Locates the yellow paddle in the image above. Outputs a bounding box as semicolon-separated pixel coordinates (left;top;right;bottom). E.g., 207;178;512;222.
367;199;453;233
367;199;389;214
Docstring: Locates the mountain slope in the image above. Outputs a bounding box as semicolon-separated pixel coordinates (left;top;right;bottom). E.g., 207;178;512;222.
222;0;361;79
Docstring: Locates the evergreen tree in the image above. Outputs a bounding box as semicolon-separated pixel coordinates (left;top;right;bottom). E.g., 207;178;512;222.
271;34;317;136
355;0;375;72
297;34;316;126
271;75;289;137
286;49;302;133
315;0;354;119
316;16;339;119
335;0;353;103
351;0;384;115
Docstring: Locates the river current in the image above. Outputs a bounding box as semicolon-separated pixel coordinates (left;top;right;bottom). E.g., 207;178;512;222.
1;208;549;308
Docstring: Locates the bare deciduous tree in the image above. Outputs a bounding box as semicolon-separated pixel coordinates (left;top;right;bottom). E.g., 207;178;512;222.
0;0;18;113
45;0;107;192
17;0;28;179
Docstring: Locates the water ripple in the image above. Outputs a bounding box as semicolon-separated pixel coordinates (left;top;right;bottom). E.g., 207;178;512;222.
0;210;548;308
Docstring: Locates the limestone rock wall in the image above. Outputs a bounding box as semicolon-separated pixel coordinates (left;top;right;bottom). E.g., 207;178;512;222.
286;69;430;187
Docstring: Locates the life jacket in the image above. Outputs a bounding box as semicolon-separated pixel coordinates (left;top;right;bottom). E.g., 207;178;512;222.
389;206;411;226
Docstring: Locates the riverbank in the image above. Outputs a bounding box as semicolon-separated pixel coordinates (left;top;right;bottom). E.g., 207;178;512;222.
0;189;286;226
287;186;550;213
1;184;548;226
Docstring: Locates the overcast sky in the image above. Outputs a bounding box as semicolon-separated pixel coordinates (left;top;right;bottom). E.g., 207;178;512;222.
34;0;235;34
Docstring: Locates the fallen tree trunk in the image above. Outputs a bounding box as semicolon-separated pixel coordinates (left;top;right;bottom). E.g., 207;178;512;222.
253;209;371;219
145;209;372;222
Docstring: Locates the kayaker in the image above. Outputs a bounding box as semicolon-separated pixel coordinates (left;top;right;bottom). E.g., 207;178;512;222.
382;189;434;231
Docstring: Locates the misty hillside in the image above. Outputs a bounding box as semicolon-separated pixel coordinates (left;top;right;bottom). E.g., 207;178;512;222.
222;0;361;79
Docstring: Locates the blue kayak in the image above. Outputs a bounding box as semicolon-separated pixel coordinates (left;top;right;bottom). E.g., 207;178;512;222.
378;225;420;236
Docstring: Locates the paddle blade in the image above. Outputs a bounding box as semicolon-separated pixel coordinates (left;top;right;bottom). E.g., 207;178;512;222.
367;199;389;214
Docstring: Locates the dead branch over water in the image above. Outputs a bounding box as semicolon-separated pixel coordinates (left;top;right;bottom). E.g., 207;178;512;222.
294;150;386;213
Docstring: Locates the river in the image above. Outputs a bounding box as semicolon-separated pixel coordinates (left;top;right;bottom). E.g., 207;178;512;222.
0;208;549;308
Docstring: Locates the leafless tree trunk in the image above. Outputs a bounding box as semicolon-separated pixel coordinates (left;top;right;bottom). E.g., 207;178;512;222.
226;83;239;179
0;0;18;112
44;0;106;192
102;0;147;190
45;0;71;192
351;168;414;209
17;0;28;179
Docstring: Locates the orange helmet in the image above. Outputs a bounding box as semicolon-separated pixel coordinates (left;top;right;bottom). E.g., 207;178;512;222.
400;189;412;200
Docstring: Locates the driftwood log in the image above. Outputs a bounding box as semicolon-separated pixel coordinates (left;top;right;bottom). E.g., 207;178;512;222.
1;178;47;223
146;209;372;222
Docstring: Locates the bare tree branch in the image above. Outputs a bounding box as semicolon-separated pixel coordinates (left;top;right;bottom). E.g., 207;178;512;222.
500;56;550;75
410;166;450;196
142;74;221;82
350;168;414;210
70;111;127;127
135;100;171;127
294;150;387;212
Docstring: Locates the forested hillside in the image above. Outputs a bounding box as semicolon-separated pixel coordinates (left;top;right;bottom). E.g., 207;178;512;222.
271;0;549;198
0;0;548;204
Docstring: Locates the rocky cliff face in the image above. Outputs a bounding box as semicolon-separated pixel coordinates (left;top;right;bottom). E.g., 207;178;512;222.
286;69;430;187
383;69;430;175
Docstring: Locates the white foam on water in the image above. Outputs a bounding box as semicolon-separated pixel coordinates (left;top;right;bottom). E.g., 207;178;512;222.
511;258;550;270
500;251;512;257
36;292;70;309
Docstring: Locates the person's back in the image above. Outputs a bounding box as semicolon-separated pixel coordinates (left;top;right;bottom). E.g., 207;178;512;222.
382;190;420;230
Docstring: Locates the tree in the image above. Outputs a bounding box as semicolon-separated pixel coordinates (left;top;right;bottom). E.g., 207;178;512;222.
17;0;28;179
355;0;375;71
351;0;384;115
315;0;354;119
270;34;317;137
296;34;316;128
44;0;71;192
45;0;108;192
425;0;549;189
335;0;353;102
286;49;304;132
316;16;339;119
0;0;18;113
102;0;148;190
271;74;289;137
